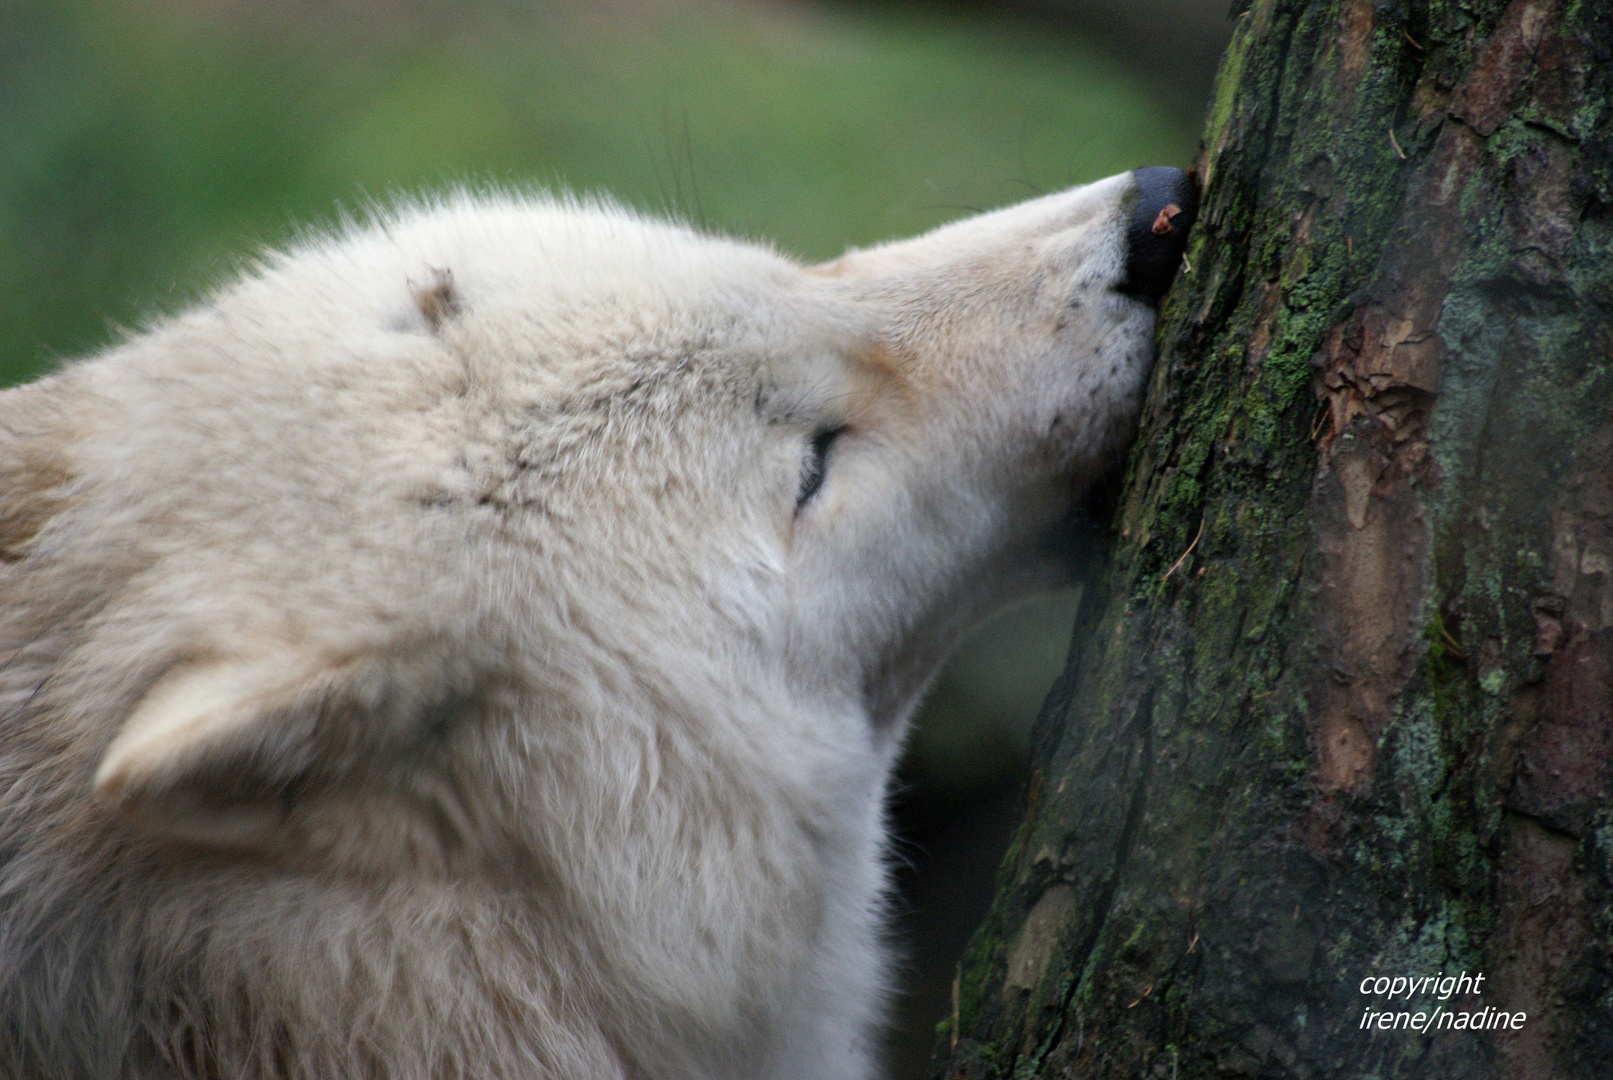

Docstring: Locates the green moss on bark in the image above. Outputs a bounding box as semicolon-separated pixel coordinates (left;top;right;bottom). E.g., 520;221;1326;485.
932;0;1613;1076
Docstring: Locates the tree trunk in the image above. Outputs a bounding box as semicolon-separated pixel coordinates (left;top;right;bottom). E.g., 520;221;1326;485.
930;1;1613;1077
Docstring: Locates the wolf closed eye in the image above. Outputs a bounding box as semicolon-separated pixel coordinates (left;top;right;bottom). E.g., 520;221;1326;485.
796;426;843;511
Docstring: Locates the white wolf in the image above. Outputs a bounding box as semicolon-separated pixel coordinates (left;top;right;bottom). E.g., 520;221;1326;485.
0;168;1193;1079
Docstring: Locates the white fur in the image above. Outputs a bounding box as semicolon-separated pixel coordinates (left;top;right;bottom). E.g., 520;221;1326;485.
0;175;1152;1079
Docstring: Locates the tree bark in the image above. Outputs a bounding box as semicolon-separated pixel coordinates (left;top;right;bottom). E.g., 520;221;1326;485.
930;1;1613;1077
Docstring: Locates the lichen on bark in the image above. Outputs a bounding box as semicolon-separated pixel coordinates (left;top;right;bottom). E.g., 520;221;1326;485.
931;0;1613;1077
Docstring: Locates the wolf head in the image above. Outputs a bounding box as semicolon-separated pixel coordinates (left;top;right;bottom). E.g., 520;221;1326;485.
0;169;1192;1078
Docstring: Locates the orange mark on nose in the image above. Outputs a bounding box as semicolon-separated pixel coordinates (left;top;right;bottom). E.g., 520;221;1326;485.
1151;204;1183;236
855;341;916;392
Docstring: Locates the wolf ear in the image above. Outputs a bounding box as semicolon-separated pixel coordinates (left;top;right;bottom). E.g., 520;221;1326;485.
94;649;463;845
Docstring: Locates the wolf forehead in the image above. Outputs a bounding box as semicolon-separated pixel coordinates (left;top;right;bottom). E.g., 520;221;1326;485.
39;200;835;530
194;198;830;426
214;201;871;464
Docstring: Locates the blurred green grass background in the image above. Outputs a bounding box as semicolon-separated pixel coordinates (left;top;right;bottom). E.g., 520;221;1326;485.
0;1;1200;1073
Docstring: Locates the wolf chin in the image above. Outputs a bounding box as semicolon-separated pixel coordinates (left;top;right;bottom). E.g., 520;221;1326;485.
0;168;1192;1079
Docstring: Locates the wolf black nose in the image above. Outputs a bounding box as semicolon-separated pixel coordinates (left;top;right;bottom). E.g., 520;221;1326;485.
1121;166;1198;304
